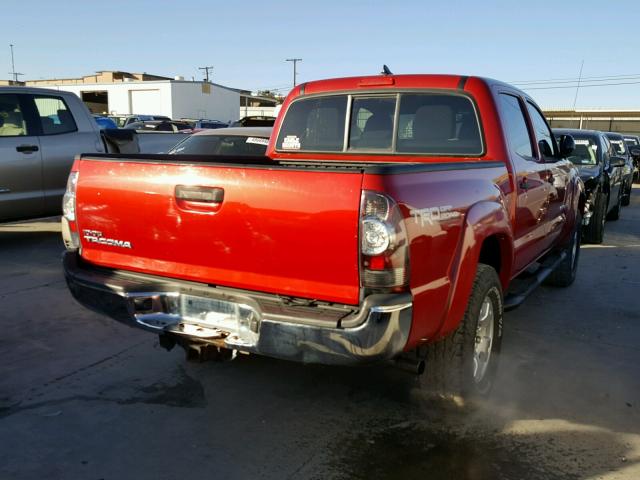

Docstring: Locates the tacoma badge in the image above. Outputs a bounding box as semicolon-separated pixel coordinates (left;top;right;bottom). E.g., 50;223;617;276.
83;229;132;249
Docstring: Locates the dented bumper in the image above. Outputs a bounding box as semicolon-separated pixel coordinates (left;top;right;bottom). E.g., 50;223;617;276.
63;252;412;365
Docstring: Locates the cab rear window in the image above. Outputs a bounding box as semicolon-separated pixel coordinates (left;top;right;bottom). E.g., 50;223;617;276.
276;92;483;155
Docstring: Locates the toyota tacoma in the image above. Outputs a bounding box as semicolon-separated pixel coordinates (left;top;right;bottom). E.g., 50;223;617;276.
62;74;583;397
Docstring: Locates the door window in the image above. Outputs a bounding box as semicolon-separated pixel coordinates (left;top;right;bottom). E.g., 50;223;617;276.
498;94;533;160
526;102;556;161
34;96;77;135
0;94;27;136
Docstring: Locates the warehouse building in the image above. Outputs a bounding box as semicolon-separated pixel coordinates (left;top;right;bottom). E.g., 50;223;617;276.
544;108;640;135
23;71;240;123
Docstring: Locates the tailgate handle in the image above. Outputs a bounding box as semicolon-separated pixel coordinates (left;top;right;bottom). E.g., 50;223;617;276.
175;185;224;203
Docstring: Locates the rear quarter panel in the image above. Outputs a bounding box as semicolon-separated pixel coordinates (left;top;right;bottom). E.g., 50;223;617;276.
363;163;513;348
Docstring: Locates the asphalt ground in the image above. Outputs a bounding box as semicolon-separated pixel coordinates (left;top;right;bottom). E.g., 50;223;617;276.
1;188;639;480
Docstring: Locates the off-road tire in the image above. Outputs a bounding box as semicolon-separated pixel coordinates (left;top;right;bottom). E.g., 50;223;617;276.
546;214;581;287
607;190;622;221
424;264;503;400
583;192;606;244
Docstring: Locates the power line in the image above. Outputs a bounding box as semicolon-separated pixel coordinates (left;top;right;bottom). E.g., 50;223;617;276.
522;80;640;91
512;72;640;85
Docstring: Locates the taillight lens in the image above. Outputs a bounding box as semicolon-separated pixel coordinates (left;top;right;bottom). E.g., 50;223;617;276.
360;191;409;291
62;172;78;222
62;172;80;250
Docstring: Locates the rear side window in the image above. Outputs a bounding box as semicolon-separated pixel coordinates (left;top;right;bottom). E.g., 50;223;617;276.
395;94;482;154
526;102;556;161
0;94;28;136
498;94;533;160
34;96;77;135
276;92;482;155
277;96;347;152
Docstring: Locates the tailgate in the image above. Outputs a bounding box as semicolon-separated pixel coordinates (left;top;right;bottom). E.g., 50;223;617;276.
75;158;363;305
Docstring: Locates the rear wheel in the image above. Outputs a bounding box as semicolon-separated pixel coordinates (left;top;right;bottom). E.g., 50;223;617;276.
424;264;503;399
583;192;606;244
622;180;631;206
607;190;622;221
546;214;581;287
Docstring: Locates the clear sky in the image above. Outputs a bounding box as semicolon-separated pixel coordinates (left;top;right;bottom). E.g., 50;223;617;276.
3;0;640;109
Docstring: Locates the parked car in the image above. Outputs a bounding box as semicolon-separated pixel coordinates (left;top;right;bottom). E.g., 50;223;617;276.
124;120;193;133
62;73;583;399
623;134;640;182
190;119;229;130
230;116;276;127
169;126;271;156
0;87;112;223
92;115;118;130
605;132;634;205
109;114;171;128
554;129;625;243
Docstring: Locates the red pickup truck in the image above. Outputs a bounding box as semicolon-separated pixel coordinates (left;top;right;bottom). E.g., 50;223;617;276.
63;74;583;397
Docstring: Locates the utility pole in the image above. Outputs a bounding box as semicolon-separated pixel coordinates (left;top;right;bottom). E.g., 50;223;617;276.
286;58;302;87
198;66;214;83
8;44;23;82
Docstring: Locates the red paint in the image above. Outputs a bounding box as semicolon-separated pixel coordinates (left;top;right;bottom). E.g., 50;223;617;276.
75;161;363;304
73;73;582;353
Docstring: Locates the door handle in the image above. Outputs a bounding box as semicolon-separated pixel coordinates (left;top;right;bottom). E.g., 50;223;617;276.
16;144;39;153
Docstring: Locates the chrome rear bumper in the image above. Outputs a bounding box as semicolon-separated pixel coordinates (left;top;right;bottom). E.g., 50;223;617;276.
63;252;412;365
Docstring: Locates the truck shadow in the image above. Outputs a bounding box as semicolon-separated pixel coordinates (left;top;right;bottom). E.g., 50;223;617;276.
0;217;62;241
0;218;63;258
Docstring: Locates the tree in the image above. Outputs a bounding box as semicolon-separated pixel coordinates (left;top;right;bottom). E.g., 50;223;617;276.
256;90;285;103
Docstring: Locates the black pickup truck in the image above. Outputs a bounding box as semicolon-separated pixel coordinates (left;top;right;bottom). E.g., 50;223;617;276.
554;129;626;243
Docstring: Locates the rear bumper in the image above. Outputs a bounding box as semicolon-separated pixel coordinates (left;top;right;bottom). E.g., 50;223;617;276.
63;252;412;365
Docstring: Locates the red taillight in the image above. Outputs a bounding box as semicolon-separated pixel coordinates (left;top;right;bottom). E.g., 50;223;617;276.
366;255;387;271
61;171;80;251
360;191;409;292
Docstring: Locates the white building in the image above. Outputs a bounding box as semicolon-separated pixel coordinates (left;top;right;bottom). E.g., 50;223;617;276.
25;71;240;123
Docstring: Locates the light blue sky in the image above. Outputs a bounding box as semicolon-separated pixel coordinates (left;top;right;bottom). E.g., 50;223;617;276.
3;0;640;108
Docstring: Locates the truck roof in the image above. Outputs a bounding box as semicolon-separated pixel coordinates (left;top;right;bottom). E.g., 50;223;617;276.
296;74;521;96
0;85;78;96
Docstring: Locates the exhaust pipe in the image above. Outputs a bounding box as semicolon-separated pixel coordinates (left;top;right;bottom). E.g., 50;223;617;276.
393;356;425;375
185;343;236;363
160;333;237;362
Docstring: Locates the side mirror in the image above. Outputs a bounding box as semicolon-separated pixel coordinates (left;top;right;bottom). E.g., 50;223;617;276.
558;134;575;157
609;156;626;168
539;139;554;158
630;146;640;159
